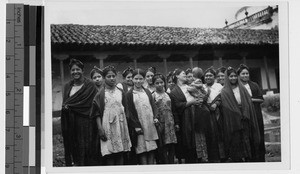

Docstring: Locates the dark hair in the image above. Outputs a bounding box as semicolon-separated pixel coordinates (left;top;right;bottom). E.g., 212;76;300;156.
69;58;84;70
132;68;146;78
192;67;203;79
122;67;133;78
172;68;184;84
216;66;226;75
204;66;216;77
147;67;156;74
167;71;174;82
237;64;250;75
102;65;117;77
90;66;103;79
226;66;237;76
185;68;192;74
152;73;167;90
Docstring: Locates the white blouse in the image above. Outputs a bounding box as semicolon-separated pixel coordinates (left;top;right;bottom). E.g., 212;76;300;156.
232;86;241;105
204;83;223;104
244;83;252;97
69;84;84;97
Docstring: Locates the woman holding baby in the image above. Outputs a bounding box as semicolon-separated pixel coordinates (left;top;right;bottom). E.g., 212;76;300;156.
169;68;203;163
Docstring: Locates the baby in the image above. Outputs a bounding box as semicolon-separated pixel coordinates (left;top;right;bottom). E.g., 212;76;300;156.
187;67;208;106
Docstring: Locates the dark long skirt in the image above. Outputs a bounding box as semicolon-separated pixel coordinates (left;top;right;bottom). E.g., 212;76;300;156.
227;119;252;162
61;111;100;166
175;106;197;163
206;112;220;162
206;107;226;162
194;105;210;161
253;102;266;162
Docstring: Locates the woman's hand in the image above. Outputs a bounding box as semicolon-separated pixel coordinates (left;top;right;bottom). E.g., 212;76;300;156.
175;125;180;132
210;103;217;111
187;98;200;106
98;128;107;141
62;104;69;110
193;98;203;106
135;128;143;135
154;118;159;126
197;98;203;105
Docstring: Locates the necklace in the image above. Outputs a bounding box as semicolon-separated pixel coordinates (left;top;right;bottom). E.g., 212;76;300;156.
106;87;116;93
134;87;143;92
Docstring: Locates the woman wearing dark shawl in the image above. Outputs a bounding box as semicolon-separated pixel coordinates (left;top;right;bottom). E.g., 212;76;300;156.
221;67;260;162
169;69;202;163
203;67;225;162
61;59;98;166
189;67;211;162
237;64;265;162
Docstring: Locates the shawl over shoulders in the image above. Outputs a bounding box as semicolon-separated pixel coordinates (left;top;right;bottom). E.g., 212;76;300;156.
90;86;127;119
169;85;187;124
60;77;99;166
248;81;264;100
62;77;98;117
220;80;261;155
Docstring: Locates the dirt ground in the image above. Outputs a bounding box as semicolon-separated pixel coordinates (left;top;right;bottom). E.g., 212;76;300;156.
53;133;281;167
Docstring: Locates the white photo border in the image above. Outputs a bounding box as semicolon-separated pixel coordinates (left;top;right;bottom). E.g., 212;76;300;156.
44;0;291;173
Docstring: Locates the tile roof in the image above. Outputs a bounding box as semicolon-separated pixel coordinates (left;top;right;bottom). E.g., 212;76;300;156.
51;24;278;46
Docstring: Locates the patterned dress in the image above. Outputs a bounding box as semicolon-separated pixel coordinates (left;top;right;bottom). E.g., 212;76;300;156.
101;89;132;156
152;92;177;145
133;89;158;154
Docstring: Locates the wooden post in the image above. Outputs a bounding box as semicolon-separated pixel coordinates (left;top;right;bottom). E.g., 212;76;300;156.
95;54;108;69
214;50;224;68
133;58;137;69
242;57;247;64
239;52;248;65
130;55;140;69
99;59;104;69
159;54;170;76
218;57;223;67
189;57;194;69
55;54;69;96
264;56;271;91
59;60;64;87
163;58;168;76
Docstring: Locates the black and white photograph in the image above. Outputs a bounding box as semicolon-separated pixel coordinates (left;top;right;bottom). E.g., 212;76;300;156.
44;0;290;172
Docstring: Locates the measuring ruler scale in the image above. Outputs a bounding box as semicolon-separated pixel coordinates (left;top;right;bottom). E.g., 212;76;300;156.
6;4;24;174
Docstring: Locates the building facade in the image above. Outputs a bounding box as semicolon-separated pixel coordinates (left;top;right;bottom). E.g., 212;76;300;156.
224;6;278;30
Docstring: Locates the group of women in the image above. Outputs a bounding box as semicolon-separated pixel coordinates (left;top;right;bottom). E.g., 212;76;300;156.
60;58;265;166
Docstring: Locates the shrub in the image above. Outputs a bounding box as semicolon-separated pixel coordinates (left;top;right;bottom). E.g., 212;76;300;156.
262;93;280;112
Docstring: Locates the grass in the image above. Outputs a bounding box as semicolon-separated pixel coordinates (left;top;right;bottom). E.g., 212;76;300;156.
53;134;65;167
